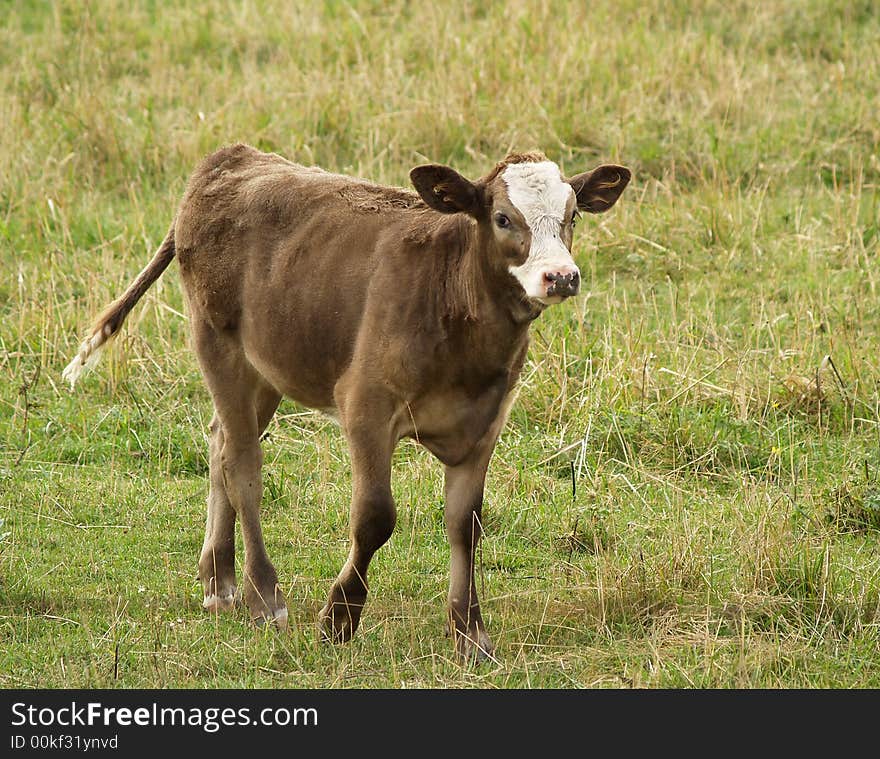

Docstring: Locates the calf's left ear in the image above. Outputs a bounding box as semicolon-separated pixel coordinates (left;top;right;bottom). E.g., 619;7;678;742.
410;164;481;216
567;165;631;213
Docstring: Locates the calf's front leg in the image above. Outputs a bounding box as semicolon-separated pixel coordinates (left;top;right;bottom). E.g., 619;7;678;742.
319;422;396;643
444;450;495;663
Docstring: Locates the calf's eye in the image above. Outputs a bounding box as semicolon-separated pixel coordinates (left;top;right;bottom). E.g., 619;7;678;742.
495;213;511;229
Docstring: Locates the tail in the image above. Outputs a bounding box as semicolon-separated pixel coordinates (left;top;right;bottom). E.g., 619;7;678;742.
62;223;176;389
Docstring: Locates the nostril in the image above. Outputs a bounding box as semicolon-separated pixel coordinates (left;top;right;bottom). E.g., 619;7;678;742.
544;269;580;298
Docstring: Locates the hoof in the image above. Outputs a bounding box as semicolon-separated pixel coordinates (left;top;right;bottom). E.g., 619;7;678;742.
318;603;359;644
242;575;287;631
203;591;236;613
254;606;289;631
454;630;496;665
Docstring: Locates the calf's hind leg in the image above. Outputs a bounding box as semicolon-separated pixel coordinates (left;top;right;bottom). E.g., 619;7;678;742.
199;385;281;615
199;414;237;612
193;322;285;626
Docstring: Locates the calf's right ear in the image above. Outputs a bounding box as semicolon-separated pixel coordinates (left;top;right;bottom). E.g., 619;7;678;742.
410;164;480;216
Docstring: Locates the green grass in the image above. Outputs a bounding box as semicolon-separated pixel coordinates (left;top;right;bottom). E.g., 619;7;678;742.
2;0;880;687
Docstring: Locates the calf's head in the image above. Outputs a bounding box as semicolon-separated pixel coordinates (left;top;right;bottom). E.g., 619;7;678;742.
411;154;630;306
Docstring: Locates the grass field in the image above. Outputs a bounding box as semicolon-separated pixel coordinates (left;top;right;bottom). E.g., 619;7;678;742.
2;0;880;688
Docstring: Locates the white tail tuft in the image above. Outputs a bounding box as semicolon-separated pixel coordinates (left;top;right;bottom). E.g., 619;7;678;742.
62;331;108;389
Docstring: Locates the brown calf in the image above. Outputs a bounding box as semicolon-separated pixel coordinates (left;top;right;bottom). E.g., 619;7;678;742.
63;144;630;661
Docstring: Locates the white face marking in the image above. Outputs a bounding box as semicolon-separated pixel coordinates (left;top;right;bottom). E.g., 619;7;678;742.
502;161;579;303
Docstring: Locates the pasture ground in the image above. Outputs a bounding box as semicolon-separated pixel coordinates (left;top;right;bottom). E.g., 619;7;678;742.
2;0;880;687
